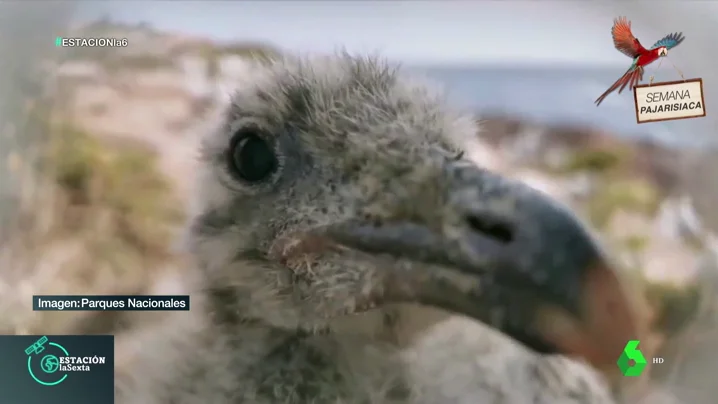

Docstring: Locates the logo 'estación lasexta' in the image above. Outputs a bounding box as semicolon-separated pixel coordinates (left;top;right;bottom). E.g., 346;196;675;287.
25;336;107;386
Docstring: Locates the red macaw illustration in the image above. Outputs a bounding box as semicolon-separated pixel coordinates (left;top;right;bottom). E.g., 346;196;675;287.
595;17;685;106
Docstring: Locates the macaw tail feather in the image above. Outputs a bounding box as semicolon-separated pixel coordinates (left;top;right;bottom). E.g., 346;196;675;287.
594;66;644;106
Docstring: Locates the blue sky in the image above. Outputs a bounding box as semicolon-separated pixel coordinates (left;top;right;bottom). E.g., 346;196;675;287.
74;1;713;67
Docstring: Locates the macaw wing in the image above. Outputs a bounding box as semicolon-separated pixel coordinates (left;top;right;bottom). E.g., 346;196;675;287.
650;32;685;50
612;16;646;58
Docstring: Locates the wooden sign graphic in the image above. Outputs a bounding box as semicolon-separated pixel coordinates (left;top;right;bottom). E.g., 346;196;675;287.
633;78;706;124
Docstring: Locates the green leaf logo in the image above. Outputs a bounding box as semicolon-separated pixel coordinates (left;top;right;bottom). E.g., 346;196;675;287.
617;340;647;377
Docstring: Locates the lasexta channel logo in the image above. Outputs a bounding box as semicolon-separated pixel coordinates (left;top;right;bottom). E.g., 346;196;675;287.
617;340;648;377
25;335;107;386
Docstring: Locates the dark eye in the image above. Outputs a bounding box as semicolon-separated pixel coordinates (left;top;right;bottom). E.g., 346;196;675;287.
228;131;278;183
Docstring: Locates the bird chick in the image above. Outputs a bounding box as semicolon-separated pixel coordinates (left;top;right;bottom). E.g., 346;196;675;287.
115;53;640;404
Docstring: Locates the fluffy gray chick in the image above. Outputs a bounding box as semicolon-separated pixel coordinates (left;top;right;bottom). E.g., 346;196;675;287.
115;53;640;404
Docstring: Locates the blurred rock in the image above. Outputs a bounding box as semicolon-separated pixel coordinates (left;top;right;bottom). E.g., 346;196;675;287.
480;113;685;195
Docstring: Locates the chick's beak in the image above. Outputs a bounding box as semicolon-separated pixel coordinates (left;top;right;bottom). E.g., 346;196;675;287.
325;165;639;372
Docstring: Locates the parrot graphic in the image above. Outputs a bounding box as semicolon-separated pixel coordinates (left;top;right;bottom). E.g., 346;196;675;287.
595;17;685;106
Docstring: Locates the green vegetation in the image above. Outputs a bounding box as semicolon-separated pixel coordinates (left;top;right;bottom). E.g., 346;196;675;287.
61;46;117;63
645;282;701;337
48;122;183;266
586;178;661;229
619;262;701;339
560;143;704;350
557;147;631;174
622;234;650;253
62;49;178;72
217;43;280;63
105;54;177;72
5;96;185;334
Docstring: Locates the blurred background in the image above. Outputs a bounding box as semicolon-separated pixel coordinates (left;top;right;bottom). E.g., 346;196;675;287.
1;1;717;403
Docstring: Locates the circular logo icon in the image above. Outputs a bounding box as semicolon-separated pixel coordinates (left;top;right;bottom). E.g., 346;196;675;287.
40;354;60;373
26;338;69;386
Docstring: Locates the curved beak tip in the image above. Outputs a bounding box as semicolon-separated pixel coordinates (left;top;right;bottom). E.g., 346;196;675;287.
536;262;641;374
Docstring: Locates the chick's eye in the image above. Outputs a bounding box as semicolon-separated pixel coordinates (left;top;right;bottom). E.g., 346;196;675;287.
228;131;278;183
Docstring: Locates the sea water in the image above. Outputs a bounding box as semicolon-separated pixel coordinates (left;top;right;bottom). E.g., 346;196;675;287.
414;65;715;148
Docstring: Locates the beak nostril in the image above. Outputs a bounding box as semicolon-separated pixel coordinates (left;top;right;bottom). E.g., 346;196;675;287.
465;215;514;244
